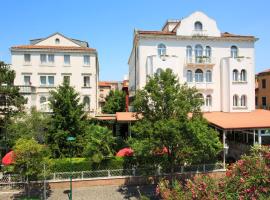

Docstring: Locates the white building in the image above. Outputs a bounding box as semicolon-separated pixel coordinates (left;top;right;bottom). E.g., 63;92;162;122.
11;33;99;115
128;11;257;112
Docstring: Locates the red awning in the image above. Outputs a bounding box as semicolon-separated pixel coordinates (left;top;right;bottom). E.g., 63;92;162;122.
2;151;15;166
116;147;134;157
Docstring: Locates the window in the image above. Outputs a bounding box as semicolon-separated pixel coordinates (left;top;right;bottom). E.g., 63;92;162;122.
241;95;247;107
240;70;247;82
233;95;239;106
63;76;70;84
262;97;267;107
40;96;46;104
206;95;212;106
48;76;54;86
206;70;212;82
55;38;60;44
255;96;258;107
233;69;239;81
157;43;166;56
205;46;211;57
83;96;90;111
231;46;238;58
64;55;70;65
186;46;192;58
197;93;204;104
195;44;203;63
83;76;90;87
83;55;90;65
40;54;47;64
40;76;46;86
24;54;31;64
48;54;54;64
187;70;193;82
24;76;31;85
195;69;203;82
194;21;203;31
40;75;54;86
262;79;266;89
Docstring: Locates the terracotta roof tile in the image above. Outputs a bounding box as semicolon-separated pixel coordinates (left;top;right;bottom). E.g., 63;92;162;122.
221;32;255;39
257;69;270;75
11;45;96;52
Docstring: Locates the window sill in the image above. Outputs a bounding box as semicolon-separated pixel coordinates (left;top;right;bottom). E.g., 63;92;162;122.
39;64;55;67
83;65;90;67
82;86;91;89
232;81;248;84
63;65;71;67
39;85;56;88
232;106;248;110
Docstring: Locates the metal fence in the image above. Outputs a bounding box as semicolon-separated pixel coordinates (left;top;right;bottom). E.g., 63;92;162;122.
0;163;224;188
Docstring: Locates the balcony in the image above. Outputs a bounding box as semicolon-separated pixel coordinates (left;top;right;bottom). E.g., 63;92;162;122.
185;56;215;67
187;82;213;91
18;85;36;94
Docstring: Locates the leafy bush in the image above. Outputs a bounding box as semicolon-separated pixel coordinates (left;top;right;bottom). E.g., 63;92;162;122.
157;145;270;200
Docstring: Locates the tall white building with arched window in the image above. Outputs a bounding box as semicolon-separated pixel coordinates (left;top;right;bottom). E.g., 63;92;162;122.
128;11;256;112
11;32;99;116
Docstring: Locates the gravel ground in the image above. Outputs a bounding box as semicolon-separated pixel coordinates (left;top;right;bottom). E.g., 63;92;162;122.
0;185;158;200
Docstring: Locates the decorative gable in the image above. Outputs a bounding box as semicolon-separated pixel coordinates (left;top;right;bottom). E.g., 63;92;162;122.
33;33;81;47
176;11;221;37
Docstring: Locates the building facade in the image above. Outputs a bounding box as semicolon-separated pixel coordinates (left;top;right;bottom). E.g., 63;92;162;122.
11;33;99;115
128;11;257;112
98;81;122;112
255;69;270;109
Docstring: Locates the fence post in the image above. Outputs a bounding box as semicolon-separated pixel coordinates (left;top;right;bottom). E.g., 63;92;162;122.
8;174;11;182
53;173;56;181
107;170;111;177
132;167;136;176
81;172;84;180
203;164;206;172
157;166;161;176
181;166;184;173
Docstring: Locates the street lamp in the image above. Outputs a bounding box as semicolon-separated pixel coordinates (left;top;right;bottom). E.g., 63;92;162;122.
67;136;76;200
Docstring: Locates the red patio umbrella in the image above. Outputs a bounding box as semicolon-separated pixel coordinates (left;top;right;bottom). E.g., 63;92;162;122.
116;147;134;157
2;151;15;166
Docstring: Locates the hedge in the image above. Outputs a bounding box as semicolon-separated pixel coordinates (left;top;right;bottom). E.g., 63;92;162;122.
50;156;135;172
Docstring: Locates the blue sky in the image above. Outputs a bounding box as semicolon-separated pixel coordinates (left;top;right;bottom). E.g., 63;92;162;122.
1;0;270;80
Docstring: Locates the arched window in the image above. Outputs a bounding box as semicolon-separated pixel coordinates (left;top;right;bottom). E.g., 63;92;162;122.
240;69;247;82
156;68;162;75
194;21;203;31
233;95;239;106
206;95;212;106
186;46;192;58
195;44;203;63
195;69;203;82
205;46;211;57
157;43;166;56
83;96;90;111
187;70;193;82
231;46;238;58
241;95;247;107
206;70;212;82
233;69;239;81
40;96;46;104
55;38;60;44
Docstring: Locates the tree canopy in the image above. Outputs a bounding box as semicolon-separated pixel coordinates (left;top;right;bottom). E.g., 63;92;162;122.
102;90;126;114
129;69;222;173
47;82;86;157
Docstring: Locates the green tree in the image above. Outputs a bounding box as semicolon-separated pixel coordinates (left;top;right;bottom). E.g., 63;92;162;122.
83;125;116;164
6;108;51;147
47;82;86;157
130;69;222;175
102;90;126;114
0;61;26;154
13;138;51;180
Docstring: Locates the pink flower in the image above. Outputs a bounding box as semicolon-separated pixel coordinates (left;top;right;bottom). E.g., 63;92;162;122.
240;178;245;183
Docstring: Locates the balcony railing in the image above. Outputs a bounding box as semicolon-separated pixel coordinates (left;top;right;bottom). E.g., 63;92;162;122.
18;85;36;94
185;56;215;66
